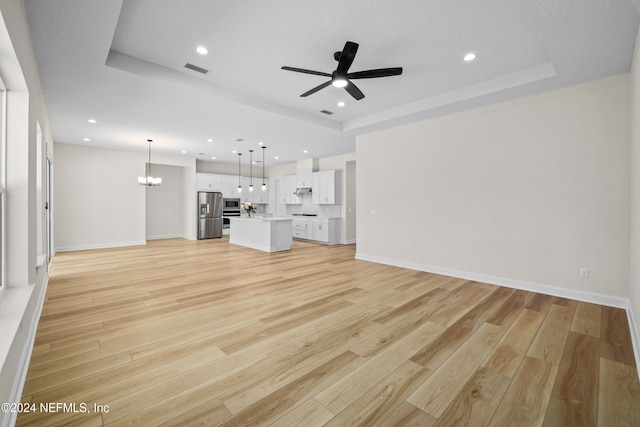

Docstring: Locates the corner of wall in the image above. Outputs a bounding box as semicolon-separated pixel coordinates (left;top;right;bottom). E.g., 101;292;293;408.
628;17;640;381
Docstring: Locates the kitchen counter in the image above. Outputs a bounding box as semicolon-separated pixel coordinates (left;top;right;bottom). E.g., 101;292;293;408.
229;217;293;252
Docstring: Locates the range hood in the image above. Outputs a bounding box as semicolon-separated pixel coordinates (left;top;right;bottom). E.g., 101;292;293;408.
293;187;312;196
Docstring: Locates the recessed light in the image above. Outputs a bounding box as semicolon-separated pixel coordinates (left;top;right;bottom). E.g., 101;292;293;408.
181;150;187;154
88;119;97;124
83;138;90;142
207;138;213;143
232;150;237;154
211;157;216;160
463;52;477;62
196;46;208;55
258;141;264;146
274;156;279;160
337;101;345;107
303;150;308;154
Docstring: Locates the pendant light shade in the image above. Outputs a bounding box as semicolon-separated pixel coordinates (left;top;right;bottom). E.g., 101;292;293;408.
237;152;242;193
261;146;267;191
138;139;162;186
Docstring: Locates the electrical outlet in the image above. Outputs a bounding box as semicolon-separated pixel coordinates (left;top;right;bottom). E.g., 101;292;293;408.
580;268;589;278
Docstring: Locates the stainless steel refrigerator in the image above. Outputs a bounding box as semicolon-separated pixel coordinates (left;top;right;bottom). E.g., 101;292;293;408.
197;191;223;239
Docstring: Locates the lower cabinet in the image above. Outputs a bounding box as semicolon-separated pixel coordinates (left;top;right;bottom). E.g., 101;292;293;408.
310;218;329;242
292;218;340;244
292;218;309;239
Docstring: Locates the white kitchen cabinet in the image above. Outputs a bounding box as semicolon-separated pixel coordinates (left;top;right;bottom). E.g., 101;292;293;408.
221;174;242;198
292;218;309;239
292;217;340;244
296;169;313;188
196;173;222;191
311;218;329;242
253;179;270;204
312;170;341;204
198;173;269;202
240;177;270;204
240;177;252;203
279;175;300;204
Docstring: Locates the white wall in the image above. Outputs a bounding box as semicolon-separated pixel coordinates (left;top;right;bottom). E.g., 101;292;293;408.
629;26;640;367
145;164;185;240
54;144;146;250
54;144;196;250
196;159;240;175
357;74;631;303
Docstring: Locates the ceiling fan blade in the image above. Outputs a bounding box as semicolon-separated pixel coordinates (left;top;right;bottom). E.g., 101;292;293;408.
344;81;365;100
300;80;332;97
336;41;359;74
281;66;332;77
348;67;403;79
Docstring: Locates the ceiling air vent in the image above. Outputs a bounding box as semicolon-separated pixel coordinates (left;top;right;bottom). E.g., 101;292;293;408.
184;63;209;74
320;110;334;115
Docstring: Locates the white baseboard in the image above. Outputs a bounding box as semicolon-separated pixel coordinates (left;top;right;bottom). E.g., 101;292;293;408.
55;240;147;252
145;233;185;241
354;252;629;309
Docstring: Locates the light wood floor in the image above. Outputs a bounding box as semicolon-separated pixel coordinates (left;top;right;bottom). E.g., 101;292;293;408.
18;238;640;426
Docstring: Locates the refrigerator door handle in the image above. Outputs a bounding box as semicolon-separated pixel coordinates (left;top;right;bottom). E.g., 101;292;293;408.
207;203;210;214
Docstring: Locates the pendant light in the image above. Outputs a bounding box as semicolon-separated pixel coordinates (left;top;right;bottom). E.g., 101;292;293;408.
249;150;254;192
138;139;162;186
237;152;242;193
261;146;267;191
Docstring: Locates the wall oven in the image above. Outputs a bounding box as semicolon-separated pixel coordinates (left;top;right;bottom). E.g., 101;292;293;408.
223;198;240;209
222;198;241;229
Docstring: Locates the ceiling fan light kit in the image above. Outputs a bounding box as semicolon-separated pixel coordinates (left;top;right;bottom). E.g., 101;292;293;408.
282;41;403;100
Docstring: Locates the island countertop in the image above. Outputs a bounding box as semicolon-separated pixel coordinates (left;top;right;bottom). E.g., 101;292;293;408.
236;216;293;222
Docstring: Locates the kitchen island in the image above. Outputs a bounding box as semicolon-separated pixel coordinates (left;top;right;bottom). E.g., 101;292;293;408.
229;217;293;252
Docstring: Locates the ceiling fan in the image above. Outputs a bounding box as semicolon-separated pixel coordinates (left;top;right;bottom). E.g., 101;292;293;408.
281;41;403;100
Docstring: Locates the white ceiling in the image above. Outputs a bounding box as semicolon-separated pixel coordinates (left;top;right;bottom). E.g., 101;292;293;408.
24;0;639;166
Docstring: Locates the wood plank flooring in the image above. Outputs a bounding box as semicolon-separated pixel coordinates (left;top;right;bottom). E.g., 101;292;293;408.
17;238;640;426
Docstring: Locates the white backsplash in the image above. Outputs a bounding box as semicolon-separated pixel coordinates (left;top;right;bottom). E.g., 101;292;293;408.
285;197;341;217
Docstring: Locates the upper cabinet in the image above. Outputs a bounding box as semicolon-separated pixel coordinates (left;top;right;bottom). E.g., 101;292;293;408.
252;179;270;204
296;169;313;188
196;173;222;191
198;172;270;203
279;175;301;204
221;174;242;197
312;170;342;204
240;177;270;203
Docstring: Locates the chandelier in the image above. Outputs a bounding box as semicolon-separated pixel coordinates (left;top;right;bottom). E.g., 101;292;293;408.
138;139;162;186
